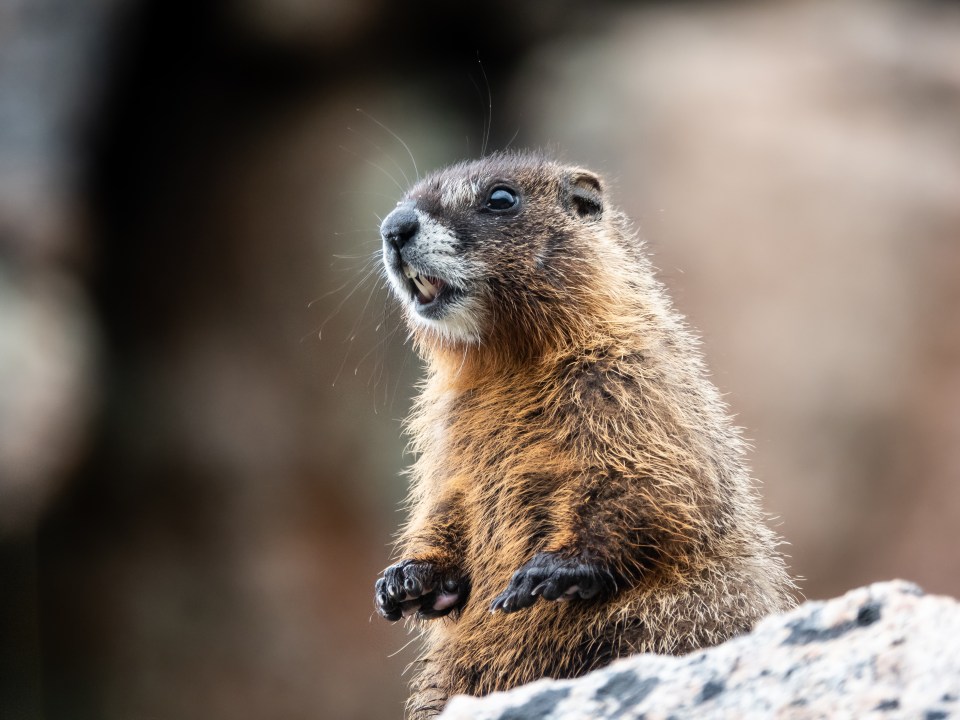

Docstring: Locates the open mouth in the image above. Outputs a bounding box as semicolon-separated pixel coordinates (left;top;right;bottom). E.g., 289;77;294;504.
402;263;447;306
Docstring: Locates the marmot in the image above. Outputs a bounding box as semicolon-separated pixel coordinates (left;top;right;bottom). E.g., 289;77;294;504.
373;151;796;719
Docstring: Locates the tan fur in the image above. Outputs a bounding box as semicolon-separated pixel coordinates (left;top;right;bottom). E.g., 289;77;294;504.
376;152;797;719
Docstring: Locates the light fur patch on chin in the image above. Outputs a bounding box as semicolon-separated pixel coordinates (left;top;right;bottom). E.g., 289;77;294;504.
410;296;484;346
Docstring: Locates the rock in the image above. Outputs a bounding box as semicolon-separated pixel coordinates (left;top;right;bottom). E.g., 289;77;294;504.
440;581;960;719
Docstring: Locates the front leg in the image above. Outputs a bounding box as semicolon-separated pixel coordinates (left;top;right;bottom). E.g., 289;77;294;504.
488;470;674;615
375;491;468;622
489;551;615;613
375;557;469;621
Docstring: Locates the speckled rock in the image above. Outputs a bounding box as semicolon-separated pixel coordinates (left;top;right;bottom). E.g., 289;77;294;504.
440;581;960;719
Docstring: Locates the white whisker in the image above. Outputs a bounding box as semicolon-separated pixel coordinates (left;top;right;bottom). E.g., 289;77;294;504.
356;108;419;182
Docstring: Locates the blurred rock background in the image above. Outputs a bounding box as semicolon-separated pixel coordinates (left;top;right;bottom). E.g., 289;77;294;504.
1;1;957;719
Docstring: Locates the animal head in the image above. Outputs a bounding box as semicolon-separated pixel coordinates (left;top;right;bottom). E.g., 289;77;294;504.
380;152;639;359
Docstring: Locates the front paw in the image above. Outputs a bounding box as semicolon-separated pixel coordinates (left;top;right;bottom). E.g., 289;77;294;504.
489;552;616;613
374;559;468;622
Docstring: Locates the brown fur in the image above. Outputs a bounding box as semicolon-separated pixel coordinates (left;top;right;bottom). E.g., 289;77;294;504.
374;151;797;718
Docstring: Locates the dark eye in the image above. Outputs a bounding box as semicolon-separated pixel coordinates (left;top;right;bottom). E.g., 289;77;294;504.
485;186;519;212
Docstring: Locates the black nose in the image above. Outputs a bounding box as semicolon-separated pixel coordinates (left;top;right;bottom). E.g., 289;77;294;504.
380;205;419;250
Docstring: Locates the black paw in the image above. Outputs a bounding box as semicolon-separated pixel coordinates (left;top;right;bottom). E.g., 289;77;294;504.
375;560;468;622
489;552;616;613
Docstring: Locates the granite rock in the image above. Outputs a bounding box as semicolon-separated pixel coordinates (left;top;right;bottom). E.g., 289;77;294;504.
440;581;960;719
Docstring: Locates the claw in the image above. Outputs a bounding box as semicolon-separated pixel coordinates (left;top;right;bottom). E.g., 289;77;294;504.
490;552;615;613
374;560;468;621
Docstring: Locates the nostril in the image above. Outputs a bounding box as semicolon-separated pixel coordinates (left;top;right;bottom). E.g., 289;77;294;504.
381;206;420;250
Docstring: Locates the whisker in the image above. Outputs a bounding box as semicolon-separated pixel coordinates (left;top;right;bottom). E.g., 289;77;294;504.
315;263;382;330
477;54;493;157
389;333;414;411
504;125;521;151
339;144;404;193
347;265;389;343
363;313;404;390
356;108;419;182
338;190;403;203
308;252;380;307
346;126;412;188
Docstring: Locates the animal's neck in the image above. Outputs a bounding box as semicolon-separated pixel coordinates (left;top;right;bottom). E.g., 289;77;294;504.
423;321;644;399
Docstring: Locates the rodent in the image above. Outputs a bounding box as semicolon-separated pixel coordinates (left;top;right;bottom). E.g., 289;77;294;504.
373;151;797;719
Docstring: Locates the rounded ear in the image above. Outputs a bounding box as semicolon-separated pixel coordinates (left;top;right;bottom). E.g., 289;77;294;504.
565;170;604;220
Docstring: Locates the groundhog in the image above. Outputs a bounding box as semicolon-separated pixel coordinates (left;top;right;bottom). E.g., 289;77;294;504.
373;151;797;719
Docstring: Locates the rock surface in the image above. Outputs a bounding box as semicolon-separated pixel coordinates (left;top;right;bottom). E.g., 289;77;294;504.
440;581;960;719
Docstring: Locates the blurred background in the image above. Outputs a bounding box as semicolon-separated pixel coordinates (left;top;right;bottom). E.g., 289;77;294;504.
2;0;958;718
